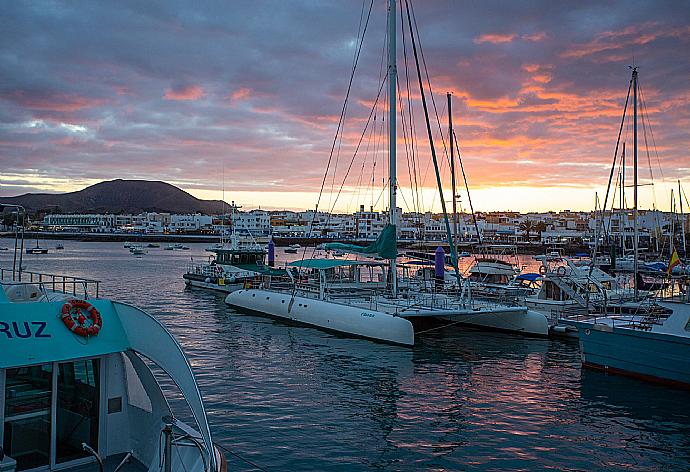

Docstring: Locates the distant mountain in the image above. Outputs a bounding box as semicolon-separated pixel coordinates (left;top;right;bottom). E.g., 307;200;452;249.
0;179;228;214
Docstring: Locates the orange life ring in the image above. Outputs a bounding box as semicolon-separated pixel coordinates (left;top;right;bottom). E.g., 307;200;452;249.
539;265;547;276
60;299;103;337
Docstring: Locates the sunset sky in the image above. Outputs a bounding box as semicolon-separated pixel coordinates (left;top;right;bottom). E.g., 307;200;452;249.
1;1;689;213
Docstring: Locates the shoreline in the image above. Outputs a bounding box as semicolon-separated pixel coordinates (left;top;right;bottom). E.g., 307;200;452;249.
0;231;590;255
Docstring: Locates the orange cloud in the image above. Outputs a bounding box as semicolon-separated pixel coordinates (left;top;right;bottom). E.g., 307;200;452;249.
562;23;690;59
231;87;252;101
4;91;105;112
474;32;546;44
474;33;516;44
522;32;546;41
163;84;204;101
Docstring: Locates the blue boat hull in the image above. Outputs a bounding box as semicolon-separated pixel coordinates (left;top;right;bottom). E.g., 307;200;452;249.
571;322;690;388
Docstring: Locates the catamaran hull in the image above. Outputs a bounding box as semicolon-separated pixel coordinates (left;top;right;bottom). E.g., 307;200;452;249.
225;289;415;346
570;320;690;388
435;308;549;337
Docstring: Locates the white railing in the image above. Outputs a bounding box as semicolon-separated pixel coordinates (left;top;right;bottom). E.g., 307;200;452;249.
0;267;101;298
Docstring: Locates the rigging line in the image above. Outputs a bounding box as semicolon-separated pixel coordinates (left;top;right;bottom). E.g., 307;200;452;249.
397;78;417;213
327;76;389;216
397;81;414;212
372;181;389;208
399;0;423;216
350;114;376;212
313;0;374;214
296;0;374;285
453;130;482;244
638;81;666;182
595;76;632;246
215;442;269;472
638;94;658;208
409;0;451;163
328;0;374;213
404;0;459;279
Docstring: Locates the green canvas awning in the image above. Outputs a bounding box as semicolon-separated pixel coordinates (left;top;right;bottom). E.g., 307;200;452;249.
287;259;360;270
323;224;397;259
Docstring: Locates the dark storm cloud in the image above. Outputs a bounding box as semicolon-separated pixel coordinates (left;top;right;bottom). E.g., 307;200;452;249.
0;0;689;209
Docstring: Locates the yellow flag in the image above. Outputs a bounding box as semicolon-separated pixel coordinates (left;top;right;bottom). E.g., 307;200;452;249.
668;246;680;274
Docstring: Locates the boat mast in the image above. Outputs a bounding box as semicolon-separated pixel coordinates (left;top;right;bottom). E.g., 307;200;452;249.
388;0;398;296
671;188;675;257
632;66;639;300
681;180;687;255
448;92;458;250
621;142;625;255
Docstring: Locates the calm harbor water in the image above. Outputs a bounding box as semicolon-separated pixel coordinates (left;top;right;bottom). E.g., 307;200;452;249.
2;239;690;471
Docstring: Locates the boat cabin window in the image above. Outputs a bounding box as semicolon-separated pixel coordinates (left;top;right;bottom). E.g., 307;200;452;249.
56;359;100;464
3;364;52;470
218;252;265;265
3;359;101;471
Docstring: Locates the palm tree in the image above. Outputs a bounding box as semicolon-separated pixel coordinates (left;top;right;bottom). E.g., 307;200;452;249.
535;221;548;241
519;220;534;240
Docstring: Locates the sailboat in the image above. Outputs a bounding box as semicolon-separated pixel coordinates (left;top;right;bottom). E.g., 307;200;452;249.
25;239;48;254
226;0;548;344
563;67;690;387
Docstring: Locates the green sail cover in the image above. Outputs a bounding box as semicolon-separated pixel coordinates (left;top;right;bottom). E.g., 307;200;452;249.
323;224;397;259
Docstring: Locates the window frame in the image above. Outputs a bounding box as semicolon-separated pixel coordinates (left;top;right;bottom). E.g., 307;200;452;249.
2;355;106;472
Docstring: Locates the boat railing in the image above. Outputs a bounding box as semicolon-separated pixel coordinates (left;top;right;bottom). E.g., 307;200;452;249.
186;262;218;278
0;267;101;298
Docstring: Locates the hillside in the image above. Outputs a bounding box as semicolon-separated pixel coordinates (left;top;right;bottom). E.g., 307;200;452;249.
0;179;228;214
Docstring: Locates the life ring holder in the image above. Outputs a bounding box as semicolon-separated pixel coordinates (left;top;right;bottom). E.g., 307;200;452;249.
556;266;567;277
60;299;103;337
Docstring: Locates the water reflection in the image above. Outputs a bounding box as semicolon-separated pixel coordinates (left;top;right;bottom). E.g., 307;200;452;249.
2;240;690;470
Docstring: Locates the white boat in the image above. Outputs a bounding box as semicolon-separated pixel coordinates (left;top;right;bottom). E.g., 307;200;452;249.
284;243;300;254
226;288;414;346
130;245;146;255
185;204;280;293
165;243;175;250
25;240;49;254
0;267;226;472
224;1;549;343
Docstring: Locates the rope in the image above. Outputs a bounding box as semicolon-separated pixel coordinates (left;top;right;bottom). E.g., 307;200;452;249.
215;442;270;472
415;319;465;334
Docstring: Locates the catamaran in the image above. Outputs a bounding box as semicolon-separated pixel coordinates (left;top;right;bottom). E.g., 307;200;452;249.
225;0;548;344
